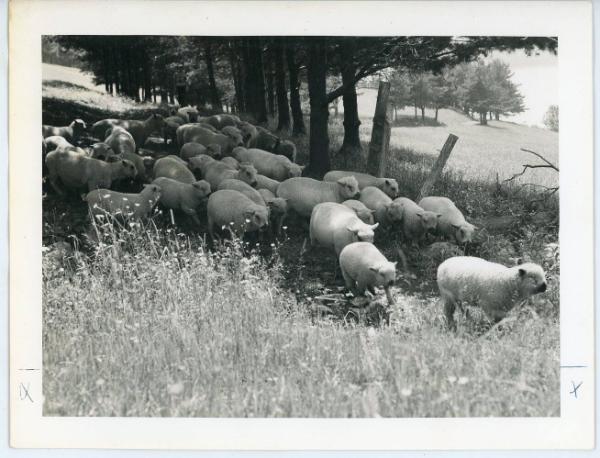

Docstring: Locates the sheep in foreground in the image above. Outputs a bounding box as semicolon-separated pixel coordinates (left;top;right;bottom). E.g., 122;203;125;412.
276;176;360;219
46;148;137;194
88;143;116;161
342;199;375;224
419;196;476;244
394;197;440;244
310;203;379;256
177;106;199;122
437;256;547;330
339;242;397;306
232;147;303;181
44;135;73;154
42;119;87;143
152;177;211;226
358;186;404;227
104;126;152;182
206;189;269;239
85;184;162;220
177;125;242;155
324;171;399;198
153;155;196;184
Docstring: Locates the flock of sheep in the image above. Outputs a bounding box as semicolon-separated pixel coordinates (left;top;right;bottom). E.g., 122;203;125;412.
42;106;548;330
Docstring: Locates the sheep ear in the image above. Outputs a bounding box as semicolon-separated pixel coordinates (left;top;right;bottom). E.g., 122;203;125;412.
437;213;443;218
369;209;376;214
518;268;526;277
416;212;424;219
516;258;524;265
385;179;391;185
369;266;379;273
346;226;359;234
121;160;128;165
392;262;398;268
451;223;461;229
370;223;379;230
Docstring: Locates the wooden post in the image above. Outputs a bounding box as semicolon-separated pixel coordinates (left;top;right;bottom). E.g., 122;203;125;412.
366;81;391;177
417;134;459;201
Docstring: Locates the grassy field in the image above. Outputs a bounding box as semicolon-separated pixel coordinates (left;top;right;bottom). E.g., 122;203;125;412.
42;65;560;417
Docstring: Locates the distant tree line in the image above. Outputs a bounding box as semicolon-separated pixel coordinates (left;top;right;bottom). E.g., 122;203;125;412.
543;105;559;131
47;36;556;177
385;59;526;125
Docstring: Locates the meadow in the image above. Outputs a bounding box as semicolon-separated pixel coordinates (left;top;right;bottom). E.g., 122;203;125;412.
42;65;560;417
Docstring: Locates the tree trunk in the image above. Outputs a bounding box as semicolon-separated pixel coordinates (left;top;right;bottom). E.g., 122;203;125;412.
205;42;221;112
274;41;290;131
414;102;418;119
480;111;488;125
435;107;439;122
338;39;362;158
265;49;276;117
495;111;500;121
306;38;330;177
143;52;152;102
248;39;268;124
229;41;244;113
366;81;391;177
421;106;425;121
286;43;306;135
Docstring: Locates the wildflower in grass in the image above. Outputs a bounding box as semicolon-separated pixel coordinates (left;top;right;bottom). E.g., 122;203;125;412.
448;376;457;383
167;382;185;396
401;388;412;397
458;377;469;385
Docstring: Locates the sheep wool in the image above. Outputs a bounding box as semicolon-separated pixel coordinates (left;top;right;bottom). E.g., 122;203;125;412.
437;256;547;330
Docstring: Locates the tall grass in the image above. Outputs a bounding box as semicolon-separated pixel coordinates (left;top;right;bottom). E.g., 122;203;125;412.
43;218;559;417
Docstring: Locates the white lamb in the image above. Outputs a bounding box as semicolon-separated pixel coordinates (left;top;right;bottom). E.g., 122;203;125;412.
276;176;360;218
310;203;379;256
323;171;399;198
232;147;303;181
85;184;162;220
152;177;211;226
394;197;440;244
358;186;404;227
339;242;397;306
342;199;375;224
437;256;547;330
153;155;196;184
419;196;476;244
206;189;269;239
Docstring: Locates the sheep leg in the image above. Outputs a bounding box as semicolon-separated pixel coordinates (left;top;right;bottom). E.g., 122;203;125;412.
384;285;394;307
443;298;457;331
48;175;66;197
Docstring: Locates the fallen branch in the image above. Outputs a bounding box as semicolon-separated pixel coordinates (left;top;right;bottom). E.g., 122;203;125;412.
504;148;559;184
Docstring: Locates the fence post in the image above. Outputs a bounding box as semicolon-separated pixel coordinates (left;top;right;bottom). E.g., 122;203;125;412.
416;133;459;201
366;81;391;177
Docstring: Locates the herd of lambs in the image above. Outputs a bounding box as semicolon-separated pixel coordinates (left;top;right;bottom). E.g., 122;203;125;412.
42;107;548;330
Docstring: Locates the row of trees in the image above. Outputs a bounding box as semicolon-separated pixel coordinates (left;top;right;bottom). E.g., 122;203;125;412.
386;59;525;125
49;36;556;177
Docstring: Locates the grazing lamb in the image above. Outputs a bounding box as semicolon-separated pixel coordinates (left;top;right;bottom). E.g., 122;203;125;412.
177;125;243;155
42;119;87;143
358;186;404;227
256;174;281;194
251;125;279;151
153;155;196;184
394;197;441;244
437;256;547;330
220;126;244;149
342;199;375;224
88;142;116;161
177;106;199;122
217;178;265;206
324;171;399;198
152;177;211;226
310;202;379;256
92;114;165;148
44;135;75;154
237;121;258;147
339;242;397;306
257;188;289;235
207;189;269;239
103;127;152;182
277;176;360;219
232;147;303;181
85;184;162;220
419;196;476;244
195;160;258;190
46;149;137;194
163;115;186;145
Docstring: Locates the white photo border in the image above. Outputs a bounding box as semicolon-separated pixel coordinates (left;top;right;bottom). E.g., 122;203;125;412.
8;0;594;450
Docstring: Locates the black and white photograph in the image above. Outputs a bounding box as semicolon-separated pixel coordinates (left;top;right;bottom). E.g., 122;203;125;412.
8;0;594;451
40;33;560;418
